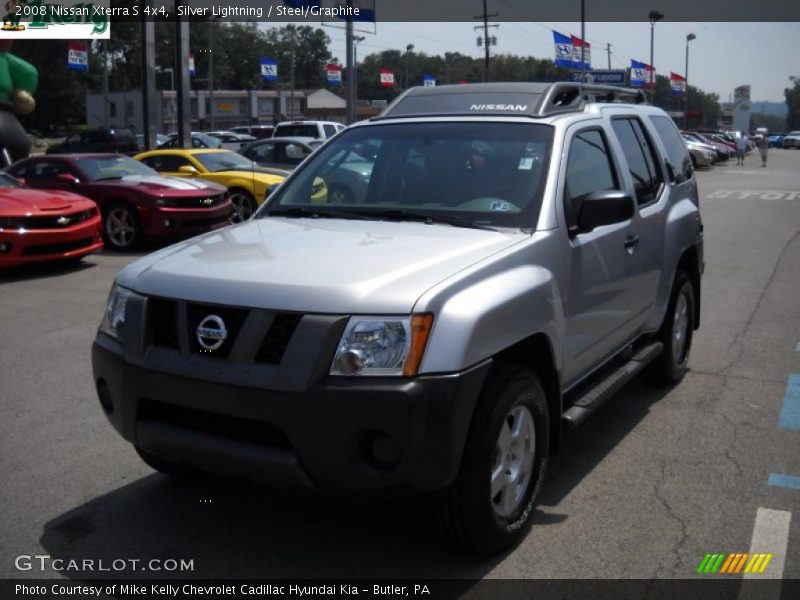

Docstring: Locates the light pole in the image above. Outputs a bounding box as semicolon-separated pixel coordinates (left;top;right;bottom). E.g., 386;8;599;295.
156;67;175;132
353;35;365;121
404;43;414;89
685;33;695;128
648;10;664;104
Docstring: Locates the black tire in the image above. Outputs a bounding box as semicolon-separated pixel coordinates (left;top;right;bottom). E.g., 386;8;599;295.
645;269;695;385
102;203;142;251
690;154;697;169
230;188;257;223
135;446;206;480
430;364;549;554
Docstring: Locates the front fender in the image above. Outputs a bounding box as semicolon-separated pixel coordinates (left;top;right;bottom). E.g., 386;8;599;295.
417;262;564;375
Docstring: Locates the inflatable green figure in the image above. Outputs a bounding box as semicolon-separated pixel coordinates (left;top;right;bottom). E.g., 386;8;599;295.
0;39;37;164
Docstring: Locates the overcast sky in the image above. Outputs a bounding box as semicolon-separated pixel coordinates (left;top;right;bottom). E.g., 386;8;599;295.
266;21;799;103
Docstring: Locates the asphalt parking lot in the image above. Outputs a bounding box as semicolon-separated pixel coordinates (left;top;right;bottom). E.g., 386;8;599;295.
1;149;799;583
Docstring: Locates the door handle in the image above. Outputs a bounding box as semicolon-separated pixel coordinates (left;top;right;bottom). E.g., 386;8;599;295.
624;235;640;252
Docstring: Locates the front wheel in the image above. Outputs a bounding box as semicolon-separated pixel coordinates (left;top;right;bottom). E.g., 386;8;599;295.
103;203;142;251
645;269;695;385
230;189;257;223
431;365;549;554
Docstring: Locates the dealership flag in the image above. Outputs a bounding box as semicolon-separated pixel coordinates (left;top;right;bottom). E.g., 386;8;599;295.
261;57;278;81
326;64;342;85
423;73;436;87
630;60;654;88
553;31;573;68
570;35;591;70
670;72;686;96
67;42;88;72
188;52;195;76
379;67;394;88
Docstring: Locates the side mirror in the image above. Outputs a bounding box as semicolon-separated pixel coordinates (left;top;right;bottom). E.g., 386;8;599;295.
178;165;198;175
16;177;27;186
56;173;79;185
575;190;634;234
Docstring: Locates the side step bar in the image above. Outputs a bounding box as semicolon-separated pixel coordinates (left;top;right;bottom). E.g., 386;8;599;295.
562;341;663;430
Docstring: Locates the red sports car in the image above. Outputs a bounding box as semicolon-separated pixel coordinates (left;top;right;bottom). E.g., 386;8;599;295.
0;172;103;268
8;154;232;251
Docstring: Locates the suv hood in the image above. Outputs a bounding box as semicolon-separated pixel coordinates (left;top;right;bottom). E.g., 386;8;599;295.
121;218;526;313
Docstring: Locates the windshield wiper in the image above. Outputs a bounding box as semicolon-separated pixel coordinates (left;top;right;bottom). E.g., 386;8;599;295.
265;206;374;221
94;176;122;181
374;209;497;231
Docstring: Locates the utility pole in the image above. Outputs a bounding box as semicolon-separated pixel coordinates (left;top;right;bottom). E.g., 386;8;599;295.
290;26;296;120
404;43;414;89
345;0;355;124
685;33;695;128
473;0;498;82
580;0;585;82
606;43;612;70
208;18;215;130
102;40;110;126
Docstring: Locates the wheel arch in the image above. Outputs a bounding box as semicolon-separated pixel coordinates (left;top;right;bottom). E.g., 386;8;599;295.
494;333;563;453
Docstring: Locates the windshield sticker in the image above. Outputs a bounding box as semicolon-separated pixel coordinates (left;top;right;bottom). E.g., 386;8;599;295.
490;201;511;212
518;157;534;170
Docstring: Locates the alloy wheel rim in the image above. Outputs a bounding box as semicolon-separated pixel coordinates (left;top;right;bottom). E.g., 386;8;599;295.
231;194;253;222
672;292;690;363
491;405;536;518
106;208;135;248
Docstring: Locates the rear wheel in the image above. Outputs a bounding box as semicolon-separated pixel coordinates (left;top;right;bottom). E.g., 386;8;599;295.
431;365;549;554
230;189;257;223
103;203;142;251
645;269;695;385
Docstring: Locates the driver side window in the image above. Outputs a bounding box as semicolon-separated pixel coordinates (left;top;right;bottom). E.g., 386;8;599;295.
564;129;618;228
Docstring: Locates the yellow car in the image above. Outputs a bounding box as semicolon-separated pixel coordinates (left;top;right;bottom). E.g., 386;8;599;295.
135;148;286;222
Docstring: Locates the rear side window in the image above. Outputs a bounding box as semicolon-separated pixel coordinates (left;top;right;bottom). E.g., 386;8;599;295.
323;124;337;137
649;115;693;183
275;124;319;138
611;117;663;205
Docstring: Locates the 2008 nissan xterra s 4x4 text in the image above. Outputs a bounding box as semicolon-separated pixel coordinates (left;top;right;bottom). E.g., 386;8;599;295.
93;83;703;554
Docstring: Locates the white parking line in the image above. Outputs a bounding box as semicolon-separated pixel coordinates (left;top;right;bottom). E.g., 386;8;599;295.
738;508;792;600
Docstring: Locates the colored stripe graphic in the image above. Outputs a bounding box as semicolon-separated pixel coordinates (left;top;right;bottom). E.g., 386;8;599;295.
719;553;735;573
768;473;800;490
779;374;800;430
698;552;775;575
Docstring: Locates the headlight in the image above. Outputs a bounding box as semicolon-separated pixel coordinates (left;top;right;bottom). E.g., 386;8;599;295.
330;314;433;377
100;284;137;341
156;197;178;208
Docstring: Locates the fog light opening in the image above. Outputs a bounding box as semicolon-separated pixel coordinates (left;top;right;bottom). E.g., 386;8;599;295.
164;219;174;229
358;431;401;471
0;241;11;254
96;378;114;414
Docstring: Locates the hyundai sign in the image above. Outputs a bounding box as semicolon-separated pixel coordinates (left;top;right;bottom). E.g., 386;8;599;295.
569;70;627;86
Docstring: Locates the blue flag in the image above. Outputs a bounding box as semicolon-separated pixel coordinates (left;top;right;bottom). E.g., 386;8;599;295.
630;60;647;88
423;74;436;87
553;31;573;68
261;58;278;81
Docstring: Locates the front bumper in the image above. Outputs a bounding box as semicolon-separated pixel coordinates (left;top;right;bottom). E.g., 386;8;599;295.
0;217;103;268
92;337;490;498
137;202;232;238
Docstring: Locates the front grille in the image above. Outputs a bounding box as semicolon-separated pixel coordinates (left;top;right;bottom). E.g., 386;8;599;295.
255;314;302;364
139;399;292;450
186;303;249;359
146;298;301;365
1;208;97;230
149;298;179;349
165;194;225;209
22;237;94;256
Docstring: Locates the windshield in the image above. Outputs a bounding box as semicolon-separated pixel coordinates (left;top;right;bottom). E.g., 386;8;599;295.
0;172;22;188
78;156;157;181
262;122;553;229
194;151;256;172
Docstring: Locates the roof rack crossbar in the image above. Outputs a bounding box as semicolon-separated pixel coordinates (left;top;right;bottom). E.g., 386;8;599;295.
535;82;647;116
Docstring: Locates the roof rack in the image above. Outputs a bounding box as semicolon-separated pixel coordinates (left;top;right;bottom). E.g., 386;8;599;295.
374;82;648;121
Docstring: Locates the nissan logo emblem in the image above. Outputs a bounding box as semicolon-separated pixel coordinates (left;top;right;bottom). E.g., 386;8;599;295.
196;314;227;351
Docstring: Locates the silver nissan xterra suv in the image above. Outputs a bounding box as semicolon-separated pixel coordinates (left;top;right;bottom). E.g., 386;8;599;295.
92;82;703;554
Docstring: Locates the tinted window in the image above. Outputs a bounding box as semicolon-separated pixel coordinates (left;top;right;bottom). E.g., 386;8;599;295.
275;124;319;138
265;122;554;229
248;142;276;163
323;124;337;137
26;160;74;181
649;115;693;183
141;154;193;172
279;142;312;165
611;118;663;205
565;129;617;204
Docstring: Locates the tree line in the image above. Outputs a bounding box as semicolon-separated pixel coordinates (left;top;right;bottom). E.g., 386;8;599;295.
12;21;789;133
